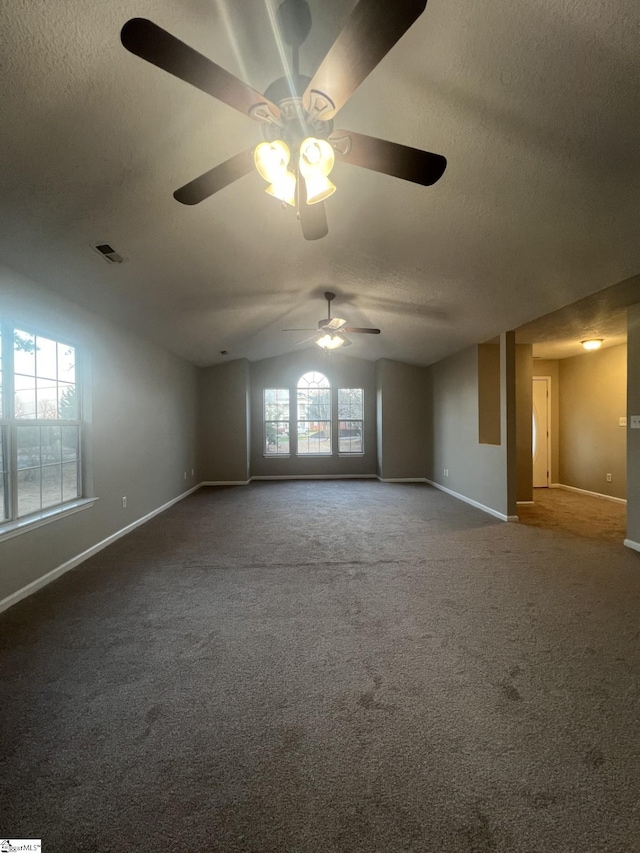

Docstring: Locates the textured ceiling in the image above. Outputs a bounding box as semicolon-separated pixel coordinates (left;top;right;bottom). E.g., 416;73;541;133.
1;0;639;366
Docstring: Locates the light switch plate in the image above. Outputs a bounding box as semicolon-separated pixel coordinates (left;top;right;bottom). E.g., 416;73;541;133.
631;415;640;429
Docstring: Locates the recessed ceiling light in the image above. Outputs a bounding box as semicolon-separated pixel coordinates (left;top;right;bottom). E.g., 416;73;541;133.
581;339;603;351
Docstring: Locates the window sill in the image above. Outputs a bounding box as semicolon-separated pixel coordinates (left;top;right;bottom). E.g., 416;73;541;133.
338;453;365;457
263;454;291;458
295;453;333;457
0;497;99;543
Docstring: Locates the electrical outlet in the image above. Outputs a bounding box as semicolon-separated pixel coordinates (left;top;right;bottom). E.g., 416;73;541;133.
184;471;187;480
122;496;127;508
631;415;640;429
606;473;612;482
620;417;627;427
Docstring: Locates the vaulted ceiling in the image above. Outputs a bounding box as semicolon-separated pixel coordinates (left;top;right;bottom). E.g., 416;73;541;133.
1;0;639;366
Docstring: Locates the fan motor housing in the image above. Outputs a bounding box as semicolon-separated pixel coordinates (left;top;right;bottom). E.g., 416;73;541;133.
262;76;333;145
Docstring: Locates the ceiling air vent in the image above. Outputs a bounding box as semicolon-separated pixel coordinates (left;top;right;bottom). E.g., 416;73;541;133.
92;243;126;264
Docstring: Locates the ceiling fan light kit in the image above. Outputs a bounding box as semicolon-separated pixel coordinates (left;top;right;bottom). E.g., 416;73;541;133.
120;0;447;240
284;291;381;350
316;333;345;350
581;338;603;351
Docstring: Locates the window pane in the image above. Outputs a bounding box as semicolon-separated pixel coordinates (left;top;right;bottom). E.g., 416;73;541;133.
61;426;78;461
15;376;36;419
264;388;289;422
0;477;6;522
37;379;58;419
58;383;77;419
339;421;363;453
265;423;290;455
18;468;41;516
58;343;75;383
63;461;79;501
36;336;58;380
41;426;62;465
0;428;7;522
297;421;331;454
14;330;36;375
17;426;41;469
338;388;363;419
42;464;63;509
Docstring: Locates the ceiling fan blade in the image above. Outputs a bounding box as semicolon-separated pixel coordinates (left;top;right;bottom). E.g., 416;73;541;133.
295;333;322;345
121;18;280;124
330;130;446;185
174;149;255;205
343;327;381;334
303;0;427;121
323;317;347;330
298;179;329;240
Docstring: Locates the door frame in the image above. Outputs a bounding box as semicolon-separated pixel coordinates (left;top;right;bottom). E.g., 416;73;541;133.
532;375;552;488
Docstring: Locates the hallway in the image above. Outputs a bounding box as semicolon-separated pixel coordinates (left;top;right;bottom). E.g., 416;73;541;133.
518;487;626;543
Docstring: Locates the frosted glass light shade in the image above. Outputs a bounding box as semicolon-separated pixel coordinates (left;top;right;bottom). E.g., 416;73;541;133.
581;339;603;351
255;140;296;206
316;333;344;350
300;137;336;204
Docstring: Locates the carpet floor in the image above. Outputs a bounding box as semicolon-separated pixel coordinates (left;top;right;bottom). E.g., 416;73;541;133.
518;487;627;543
1;481;639;852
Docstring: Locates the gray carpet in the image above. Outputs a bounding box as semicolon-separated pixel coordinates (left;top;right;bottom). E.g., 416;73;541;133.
1;481;639;852
518;487;627;543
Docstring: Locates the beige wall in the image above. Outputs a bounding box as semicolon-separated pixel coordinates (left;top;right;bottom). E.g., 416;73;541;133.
626;305;640;545
199;359;251;483
515;344;533;501
532;359;560;484
376;359;429;480
249;351;377;478
0;265;199;604
558;344;627;499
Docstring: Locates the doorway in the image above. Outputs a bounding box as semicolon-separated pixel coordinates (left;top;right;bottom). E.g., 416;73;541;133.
532;376;550;488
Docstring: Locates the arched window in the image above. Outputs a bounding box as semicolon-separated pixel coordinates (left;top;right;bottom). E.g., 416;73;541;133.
297;372;331;454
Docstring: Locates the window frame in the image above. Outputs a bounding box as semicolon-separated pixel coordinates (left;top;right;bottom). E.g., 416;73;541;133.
0;320;95;541
297;372;332;456
262;373;365;459
337;387;364;456
263;388;291;457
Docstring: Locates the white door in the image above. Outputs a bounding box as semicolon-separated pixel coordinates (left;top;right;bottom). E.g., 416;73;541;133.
532;377;549;487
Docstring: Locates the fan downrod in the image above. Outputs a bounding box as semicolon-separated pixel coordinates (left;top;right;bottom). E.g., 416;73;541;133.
277;0;312;48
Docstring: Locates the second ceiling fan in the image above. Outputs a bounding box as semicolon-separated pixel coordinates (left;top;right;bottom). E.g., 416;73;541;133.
121;0;447;240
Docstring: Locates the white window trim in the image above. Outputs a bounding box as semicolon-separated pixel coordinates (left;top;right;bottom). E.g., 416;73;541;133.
0;320;87;532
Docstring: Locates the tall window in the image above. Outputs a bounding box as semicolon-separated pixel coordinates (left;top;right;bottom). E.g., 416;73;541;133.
1;323;81;526
264;388;290;455
297;372;331;455
338;388;364;453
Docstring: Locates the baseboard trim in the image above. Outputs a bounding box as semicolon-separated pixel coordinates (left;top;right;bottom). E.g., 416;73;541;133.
425;479;517;522
251;474;377;481
623;539;640;553
551;483;627;505
377;477;426;483
202;475;378;484
0;484;203;615
201;480;251;486
517;501;535;506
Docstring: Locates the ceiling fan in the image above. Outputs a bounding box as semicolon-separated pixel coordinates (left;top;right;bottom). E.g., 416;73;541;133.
120;0;447;241
284;291;381;349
